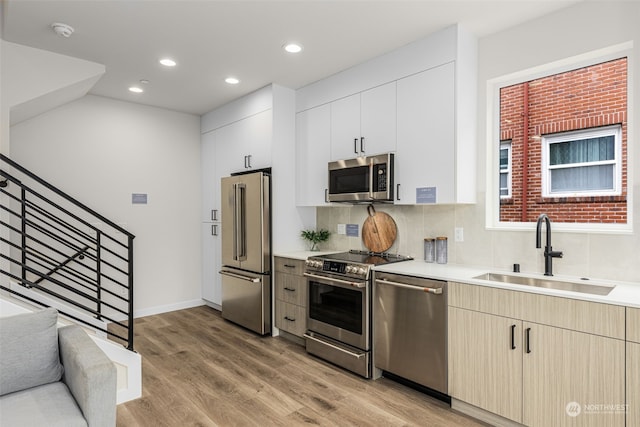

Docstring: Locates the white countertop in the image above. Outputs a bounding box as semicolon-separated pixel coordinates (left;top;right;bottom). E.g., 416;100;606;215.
374;260;640;309
275;251;640;309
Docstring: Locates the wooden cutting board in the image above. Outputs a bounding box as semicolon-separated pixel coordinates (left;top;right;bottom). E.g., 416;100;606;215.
362;205;397;253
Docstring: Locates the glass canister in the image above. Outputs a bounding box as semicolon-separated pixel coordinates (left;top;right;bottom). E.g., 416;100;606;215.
424;238;435;263
436;236;448;264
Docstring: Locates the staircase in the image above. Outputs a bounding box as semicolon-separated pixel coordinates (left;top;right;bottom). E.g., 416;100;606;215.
0;153;135;351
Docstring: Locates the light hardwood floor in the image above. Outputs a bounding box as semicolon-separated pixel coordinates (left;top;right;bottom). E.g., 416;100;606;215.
116;305;487;426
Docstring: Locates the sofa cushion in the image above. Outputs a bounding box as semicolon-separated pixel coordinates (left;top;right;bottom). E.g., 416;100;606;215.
0;307;64;396
0;381;88;427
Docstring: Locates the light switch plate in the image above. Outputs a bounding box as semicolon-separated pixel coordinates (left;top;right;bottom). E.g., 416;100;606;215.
337;224;346;235
455;227;464;242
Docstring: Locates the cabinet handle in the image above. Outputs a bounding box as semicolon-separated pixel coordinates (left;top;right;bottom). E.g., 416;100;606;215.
283;264;296;268
284;316;296;322
360;137;365;153
211;224;218;236
354;138;358;154
211;209;218;221
525;327;532;353
246;154;252;168
510;324;516;350
325;188;329;203
283;287;296;292
396;183;401;201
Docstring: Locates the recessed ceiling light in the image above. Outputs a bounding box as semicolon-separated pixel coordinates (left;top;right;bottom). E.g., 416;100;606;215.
159;58;177;67
283;43;303;54
225;77;240;85
129;86;144;93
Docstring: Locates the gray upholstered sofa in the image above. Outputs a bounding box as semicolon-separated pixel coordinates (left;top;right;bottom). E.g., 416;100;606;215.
0;307;117;427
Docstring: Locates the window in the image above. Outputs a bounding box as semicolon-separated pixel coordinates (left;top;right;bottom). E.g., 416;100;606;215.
542;126;621;197
500;141;512;198
487;49;630;230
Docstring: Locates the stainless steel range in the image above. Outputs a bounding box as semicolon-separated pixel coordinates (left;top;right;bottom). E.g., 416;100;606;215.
303;250;412;378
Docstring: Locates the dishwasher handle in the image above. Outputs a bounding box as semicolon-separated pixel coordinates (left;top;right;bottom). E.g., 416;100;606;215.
375;278;443;294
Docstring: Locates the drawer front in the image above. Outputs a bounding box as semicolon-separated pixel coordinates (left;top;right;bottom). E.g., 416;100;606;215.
628;307;640;343
449;282;624;339
276;300;306;337
274;257;305;275
275;272;307;306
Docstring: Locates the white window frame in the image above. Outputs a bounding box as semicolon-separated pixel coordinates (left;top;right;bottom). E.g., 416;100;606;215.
485;42;633;233
541;125;622;198
499;141;512;199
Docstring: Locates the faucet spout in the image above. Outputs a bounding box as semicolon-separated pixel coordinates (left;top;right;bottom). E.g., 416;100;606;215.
535;214;563;276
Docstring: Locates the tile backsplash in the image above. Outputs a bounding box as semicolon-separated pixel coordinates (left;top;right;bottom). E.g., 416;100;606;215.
316;189;640;283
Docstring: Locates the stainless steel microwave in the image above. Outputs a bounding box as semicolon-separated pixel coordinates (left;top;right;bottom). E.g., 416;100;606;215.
327;153;394;203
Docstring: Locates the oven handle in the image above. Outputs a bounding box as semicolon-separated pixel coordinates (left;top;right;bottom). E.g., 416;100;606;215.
303;272;367;289
304;333;366;359
375;278;443;294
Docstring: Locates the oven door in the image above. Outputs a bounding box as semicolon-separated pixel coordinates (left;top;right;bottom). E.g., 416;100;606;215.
304;272;369;350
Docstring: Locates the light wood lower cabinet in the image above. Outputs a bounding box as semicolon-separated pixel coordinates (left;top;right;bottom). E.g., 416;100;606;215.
628;341;640;427
449;307;523;422
449;282;626;427
274;257;307;337
522;322;625;427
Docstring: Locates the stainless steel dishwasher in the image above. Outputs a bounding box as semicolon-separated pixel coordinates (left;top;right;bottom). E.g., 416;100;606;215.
373;271;447;395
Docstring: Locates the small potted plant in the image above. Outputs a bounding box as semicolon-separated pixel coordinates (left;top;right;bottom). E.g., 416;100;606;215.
301;228;331;251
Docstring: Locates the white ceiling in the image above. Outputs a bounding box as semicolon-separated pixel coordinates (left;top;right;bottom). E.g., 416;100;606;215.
2;0;581;116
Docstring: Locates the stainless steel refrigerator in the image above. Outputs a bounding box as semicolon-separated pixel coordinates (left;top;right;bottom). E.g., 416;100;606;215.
219;171;271;335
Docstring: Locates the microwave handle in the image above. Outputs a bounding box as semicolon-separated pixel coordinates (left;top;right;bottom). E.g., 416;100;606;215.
368;158;374;199
396;183;401;201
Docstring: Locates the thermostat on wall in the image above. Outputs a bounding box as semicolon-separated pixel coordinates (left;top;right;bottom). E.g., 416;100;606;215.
132;193;148;205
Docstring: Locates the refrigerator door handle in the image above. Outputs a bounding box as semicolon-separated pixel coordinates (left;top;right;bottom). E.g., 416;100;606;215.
219;269;260;283
233;183;247;261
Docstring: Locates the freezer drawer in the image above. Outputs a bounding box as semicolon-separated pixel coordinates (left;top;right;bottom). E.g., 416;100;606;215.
373;272;447;394
220;267;271;335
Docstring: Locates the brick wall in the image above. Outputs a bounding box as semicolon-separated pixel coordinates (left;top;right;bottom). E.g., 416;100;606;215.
499;57;627;223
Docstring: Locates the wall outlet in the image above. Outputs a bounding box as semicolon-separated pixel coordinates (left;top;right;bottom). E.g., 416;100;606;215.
337;224;346;235
454;227;464;242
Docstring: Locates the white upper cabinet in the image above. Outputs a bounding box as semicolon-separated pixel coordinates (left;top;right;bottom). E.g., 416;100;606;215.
296;104;331;206
360;82;397;156
215;109;273;172
395;63;455;204
295;24;477;206
330;82;396;161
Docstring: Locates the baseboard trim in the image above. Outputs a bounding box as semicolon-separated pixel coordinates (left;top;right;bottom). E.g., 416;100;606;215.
133;298;206;318
451;398;524;427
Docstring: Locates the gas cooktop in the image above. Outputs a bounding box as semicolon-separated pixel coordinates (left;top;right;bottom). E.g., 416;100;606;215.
316;250;413;266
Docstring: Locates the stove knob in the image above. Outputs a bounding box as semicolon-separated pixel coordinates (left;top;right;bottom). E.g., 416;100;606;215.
357;267;367;276
314;260;323;268
345;265;355;273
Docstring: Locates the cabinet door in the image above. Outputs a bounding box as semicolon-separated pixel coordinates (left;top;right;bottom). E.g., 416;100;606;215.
201;131;218;221
360;82;397;155
396;63;455;204
242;109;272;170
449;307;523;423
628;342;640;427
296;105;331;206
523;323;625;427
201;222;221;305
275;300;306;337
330;94;361;160
215;109;272;173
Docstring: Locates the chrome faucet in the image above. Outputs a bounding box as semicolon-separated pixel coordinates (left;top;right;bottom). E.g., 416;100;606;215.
535;214;563;276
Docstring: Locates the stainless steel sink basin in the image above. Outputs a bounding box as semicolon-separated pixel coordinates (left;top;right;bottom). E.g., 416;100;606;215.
473;273;615;296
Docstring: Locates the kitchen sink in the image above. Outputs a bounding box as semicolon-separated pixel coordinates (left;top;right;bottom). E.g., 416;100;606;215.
473;273;615;296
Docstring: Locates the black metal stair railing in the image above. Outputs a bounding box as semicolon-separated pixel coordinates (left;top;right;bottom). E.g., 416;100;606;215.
0;154;135;351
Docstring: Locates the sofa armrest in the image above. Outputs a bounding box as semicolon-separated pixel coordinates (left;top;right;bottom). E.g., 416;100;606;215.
58;325;117;427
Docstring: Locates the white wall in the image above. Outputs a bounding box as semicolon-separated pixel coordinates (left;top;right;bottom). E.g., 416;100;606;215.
318;1;640;284
10;95;203;316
